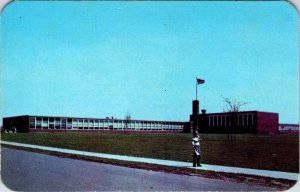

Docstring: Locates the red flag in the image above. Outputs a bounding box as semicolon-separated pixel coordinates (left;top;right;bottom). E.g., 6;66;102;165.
196;78;205;84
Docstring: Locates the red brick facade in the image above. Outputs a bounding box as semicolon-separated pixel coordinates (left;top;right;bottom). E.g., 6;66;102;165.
191;111;279;134
256;112;279;134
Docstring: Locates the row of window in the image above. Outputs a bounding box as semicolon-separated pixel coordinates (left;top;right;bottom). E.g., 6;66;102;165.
29;117;184;131
279;125;299;132
208;114;255;127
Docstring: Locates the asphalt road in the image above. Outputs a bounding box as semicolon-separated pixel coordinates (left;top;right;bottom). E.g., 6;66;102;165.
1;148;274;191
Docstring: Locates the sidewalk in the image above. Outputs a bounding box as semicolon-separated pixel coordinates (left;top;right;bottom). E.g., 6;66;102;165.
1;141;299;181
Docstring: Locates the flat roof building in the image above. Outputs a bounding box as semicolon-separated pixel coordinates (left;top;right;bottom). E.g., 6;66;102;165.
190;110;279;134
190;100;279;134
279;124;299;133
2;115;185;133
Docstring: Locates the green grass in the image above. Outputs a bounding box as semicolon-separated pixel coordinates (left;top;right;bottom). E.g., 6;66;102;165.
1;132;299;173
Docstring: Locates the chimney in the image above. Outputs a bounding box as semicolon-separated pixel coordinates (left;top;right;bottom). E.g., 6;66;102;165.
192;100;199;115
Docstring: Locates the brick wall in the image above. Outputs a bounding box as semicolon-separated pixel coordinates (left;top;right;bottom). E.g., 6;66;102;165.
256;112;279;134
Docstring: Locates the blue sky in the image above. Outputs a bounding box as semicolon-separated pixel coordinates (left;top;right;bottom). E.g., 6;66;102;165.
1;1;298;123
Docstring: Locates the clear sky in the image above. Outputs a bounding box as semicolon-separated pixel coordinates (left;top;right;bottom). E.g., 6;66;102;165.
1;1;299;123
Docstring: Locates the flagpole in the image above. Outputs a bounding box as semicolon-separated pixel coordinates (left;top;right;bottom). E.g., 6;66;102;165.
196;78;198;100
194;78;205;134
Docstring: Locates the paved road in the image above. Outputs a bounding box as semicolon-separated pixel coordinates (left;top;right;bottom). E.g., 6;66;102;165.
1;148;274;191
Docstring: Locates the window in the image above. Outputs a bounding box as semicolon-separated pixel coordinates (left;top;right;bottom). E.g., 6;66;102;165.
88;120;94;129
239;115;243;126
83;119;88;129
225;116;229;126
72;119;78;129
48;118;54;129
29;117;35;128
67;118;72;129
218;116;221;127
244;115;247;126
61;118;67;129
214;116;217;127
103;121;107;127
42;118;49;128
55;118;61;129
78;119;83;129
248;114;253;126
222;116;226;127
36;117;42;128
208;116;212;126
94;120;99;128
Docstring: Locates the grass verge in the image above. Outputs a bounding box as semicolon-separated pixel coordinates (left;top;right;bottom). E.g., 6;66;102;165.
1;144;297;191
1;132;299;172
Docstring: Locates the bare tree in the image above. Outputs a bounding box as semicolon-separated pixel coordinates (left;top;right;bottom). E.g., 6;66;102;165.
222;96;247;140
222;96;247;112
124;112;131;130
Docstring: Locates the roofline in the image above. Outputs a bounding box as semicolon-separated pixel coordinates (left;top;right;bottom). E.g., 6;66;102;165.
2;115;30;118
196;111;279;115
3;115;187;123
279;123;299;126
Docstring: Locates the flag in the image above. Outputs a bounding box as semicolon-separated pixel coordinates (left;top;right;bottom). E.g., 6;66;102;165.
196;78;205;85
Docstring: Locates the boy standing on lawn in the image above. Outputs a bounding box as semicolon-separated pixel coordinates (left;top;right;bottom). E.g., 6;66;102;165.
192;131;202;167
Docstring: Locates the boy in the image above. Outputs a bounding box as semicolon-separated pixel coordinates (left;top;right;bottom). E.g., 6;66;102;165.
192;131;202;167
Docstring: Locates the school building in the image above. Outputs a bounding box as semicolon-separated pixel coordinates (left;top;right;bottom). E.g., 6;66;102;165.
190;100;279;134
2;115;185;133
279;123;299;133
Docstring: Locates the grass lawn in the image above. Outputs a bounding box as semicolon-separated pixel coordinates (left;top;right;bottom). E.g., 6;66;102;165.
1;132;299;173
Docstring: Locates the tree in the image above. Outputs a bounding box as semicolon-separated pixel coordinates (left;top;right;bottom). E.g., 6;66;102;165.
222;96;247;140
222;96;247;113
124;112;131;130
